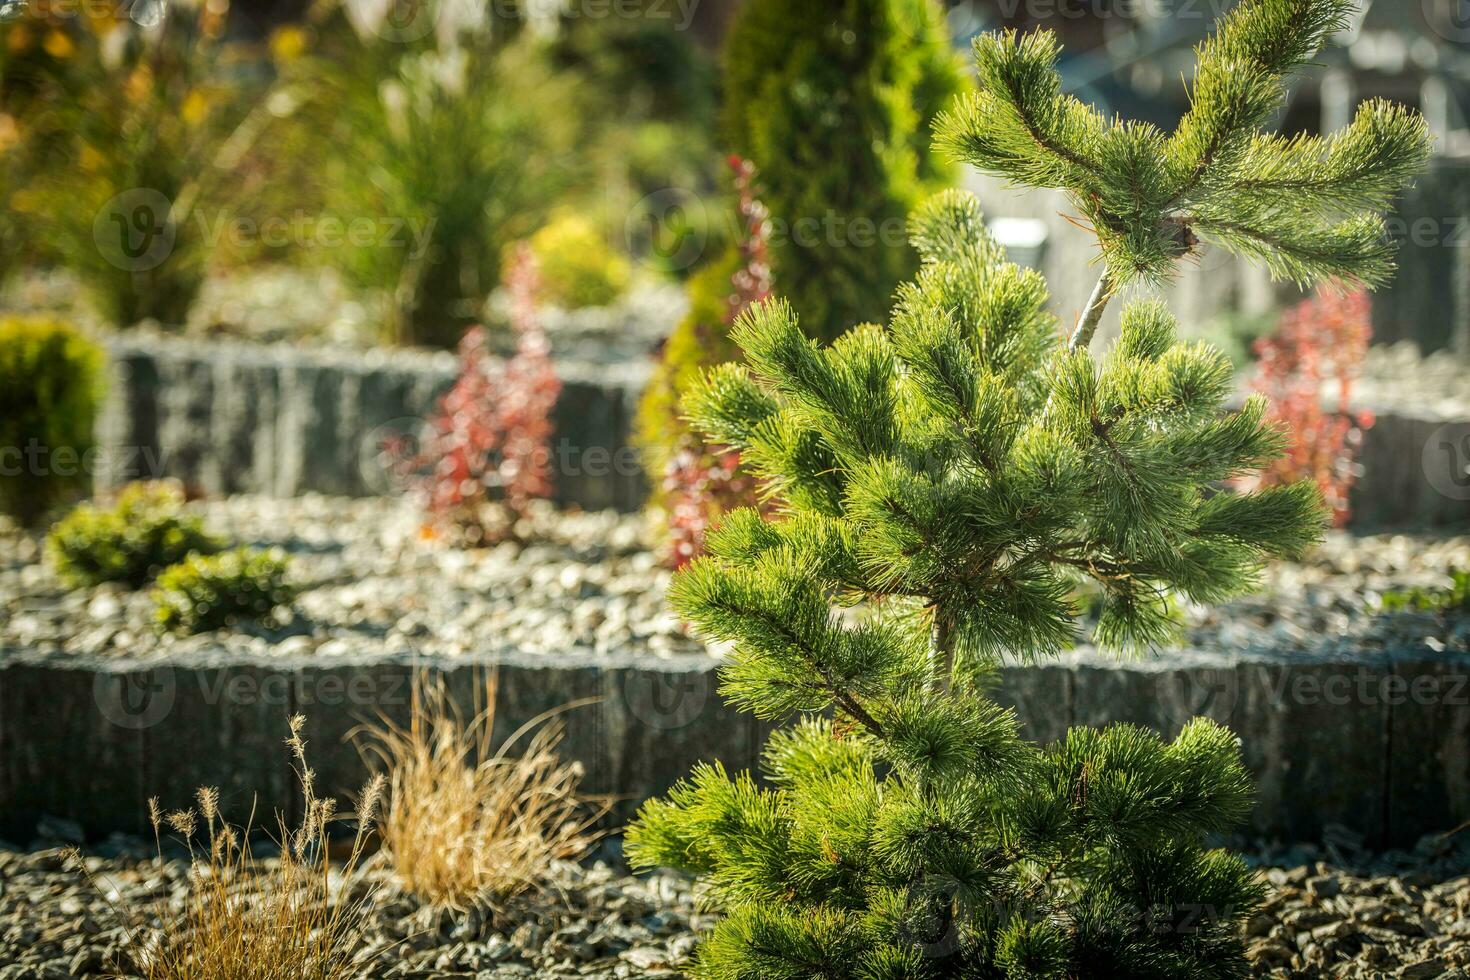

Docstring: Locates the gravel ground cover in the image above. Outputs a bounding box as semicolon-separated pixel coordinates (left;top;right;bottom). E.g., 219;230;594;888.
1238;831;1470;979
3;832;1469;979
1;495;1467;664
1354;344;1470;422
0;842;706;980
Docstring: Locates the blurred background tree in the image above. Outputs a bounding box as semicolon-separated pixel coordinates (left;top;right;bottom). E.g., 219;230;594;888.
10;1;262;327
721;0;969;343
266;1;582;347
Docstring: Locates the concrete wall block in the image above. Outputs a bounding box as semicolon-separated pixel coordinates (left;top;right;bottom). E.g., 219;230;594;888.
0;661;148;840
138;661;299;830
1352;413;1470;528
207;358;276;497
286;656;418;826
1384;651;1470;845
272;361;311;497
299;364;347;497
157;354;216;493
354;368;428;497
97;351;163;490
1233;656;1393;844
552;379;628;512
599;657;755;823
995;660;1072;744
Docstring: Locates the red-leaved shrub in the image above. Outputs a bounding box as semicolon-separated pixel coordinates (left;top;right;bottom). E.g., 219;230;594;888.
1251;288;1374;526
391;246;561;544
662;157;774;567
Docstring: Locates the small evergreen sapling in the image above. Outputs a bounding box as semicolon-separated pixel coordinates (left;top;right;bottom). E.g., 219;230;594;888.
628;2;1427;976
933;0;1430;342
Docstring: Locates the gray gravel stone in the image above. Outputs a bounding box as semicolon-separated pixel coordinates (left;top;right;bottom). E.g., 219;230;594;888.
5;835;1470;978
2;495;1466;665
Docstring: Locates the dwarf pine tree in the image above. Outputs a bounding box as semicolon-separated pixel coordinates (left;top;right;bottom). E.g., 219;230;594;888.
627;2;1429;978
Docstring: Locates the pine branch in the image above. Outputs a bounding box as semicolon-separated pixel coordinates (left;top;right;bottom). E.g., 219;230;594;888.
930;603;957;692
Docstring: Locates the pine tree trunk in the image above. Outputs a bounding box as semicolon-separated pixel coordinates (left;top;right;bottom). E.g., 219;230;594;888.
1068;270;1115;352
931;603;956;692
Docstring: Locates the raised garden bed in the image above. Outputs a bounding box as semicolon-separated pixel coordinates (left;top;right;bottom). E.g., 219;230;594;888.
89;333;1470;527
2;495;1467;846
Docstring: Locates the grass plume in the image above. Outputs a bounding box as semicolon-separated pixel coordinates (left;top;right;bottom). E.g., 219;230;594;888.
75;715;383;980
357;671;606;909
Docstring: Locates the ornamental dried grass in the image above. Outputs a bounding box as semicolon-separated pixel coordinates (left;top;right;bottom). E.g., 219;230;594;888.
357;672;605;909
75;715;384;980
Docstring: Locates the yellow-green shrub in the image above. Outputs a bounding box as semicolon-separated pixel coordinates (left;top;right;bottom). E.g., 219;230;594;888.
0;317;105;525
632;247;741;482
153;548;297;634
47;482;221;588
526;211;632;310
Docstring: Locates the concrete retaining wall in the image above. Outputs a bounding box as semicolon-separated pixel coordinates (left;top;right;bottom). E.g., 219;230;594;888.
92;335;1470;528
2;645;1466;848
96;336;650;513
1351;410;1470;528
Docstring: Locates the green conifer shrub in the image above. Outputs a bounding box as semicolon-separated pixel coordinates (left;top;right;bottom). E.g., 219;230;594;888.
721;0;967;344
633;246;744;484
635;158;775;567
628;2;1428;975
153;547;296;634
0;317;104;526
524;211;632;310
47;482;221;589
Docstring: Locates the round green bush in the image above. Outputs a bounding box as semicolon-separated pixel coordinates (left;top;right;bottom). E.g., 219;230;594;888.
46;482;221;589
153;547;297;635
526;211;633;310
0;317;105;525
721;0;967;343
